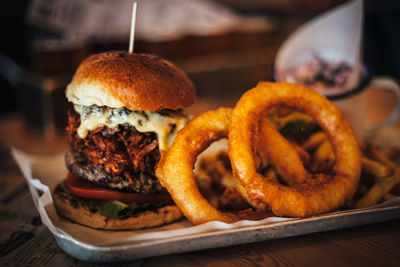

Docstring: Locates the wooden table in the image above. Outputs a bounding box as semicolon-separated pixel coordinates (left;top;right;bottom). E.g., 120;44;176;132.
0;137;399;266
1;89;400;266
1;4;399;263
143;219;400;267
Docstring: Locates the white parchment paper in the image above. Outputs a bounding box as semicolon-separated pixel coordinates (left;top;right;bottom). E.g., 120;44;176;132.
275;0;363;96
10;144;400;259
11;148;292;247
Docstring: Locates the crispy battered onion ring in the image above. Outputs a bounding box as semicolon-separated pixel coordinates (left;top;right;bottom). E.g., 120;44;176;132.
228;82;361;217
156;108;271;224
156;108;239;224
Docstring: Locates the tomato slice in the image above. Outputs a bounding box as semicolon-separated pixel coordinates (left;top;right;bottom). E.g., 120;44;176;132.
66;173;173;204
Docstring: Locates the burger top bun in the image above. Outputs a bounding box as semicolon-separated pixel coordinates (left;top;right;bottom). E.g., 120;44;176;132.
66;51;197;111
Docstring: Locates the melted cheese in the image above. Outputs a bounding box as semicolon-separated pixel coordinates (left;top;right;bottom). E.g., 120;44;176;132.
74;105;188;151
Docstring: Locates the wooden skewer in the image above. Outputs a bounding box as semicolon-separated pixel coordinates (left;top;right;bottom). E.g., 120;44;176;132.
129;1;138;53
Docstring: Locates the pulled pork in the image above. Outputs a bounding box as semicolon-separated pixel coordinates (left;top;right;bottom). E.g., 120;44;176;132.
66;110;163;193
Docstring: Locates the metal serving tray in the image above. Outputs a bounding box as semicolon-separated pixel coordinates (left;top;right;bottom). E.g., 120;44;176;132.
11;148;400;263
54;204;400;262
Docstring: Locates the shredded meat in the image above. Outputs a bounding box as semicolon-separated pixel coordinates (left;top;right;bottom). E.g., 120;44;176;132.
66;110;162;193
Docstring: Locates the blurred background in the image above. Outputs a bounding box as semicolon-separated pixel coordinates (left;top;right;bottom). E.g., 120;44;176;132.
0;0;399;149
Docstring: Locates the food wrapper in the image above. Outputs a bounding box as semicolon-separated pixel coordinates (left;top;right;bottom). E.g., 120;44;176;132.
10;141;400;260
275;0;363;96
11;148;292;247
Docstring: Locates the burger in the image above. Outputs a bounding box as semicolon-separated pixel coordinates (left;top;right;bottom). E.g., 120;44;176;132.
53;51;197;230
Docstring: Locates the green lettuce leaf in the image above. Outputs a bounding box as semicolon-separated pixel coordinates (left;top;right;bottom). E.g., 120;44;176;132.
58;181;167;219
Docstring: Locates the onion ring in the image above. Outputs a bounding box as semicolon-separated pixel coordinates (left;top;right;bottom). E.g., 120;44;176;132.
156;108;238;224
257;118;309;185
156;108;272;224
228;82;361;217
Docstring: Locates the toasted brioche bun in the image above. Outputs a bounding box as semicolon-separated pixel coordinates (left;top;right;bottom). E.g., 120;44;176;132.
66;51;197;111
53;185;183;230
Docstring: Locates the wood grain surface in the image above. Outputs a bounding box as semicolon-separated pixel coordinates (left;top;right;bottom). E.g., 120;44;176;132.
142;220;400;267
1;88;399;266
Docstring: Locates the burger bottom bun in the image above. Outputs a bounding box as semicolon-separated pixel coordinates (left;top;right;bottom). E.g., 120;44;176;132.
53;185;183;230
